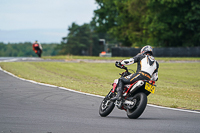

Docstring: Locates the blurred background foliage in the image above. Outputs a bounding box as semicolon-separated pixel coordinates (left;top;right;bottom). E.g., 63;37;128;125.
59;0;200;55
1;0;200;56
92;0;200;47
0;42;59;57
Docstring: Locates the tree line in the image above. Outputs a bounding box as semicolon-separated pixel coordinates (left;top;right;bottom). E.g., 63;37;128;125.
58;0;200;55
2;0;199;57
0;42;59;57
58;22;118;56
92;0;200;47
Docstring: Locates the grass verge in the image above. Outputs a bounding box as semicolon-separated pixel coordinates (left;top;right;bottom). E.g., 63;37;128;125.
42;55;200;62
0;61;200;110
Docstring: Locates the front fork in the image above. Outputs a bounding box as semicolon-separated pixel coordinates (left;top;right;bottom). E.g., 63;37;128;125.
111;83;117;93
105;90;115;100
104;82;118;100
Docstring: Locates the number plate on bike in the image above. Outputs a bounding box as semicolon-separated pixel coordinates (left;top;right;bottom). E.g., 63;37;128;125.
145;82;155;94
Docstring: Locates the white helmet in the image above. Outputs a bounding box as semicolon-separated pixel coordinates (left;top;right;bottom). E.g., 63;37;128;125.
140;45;153;55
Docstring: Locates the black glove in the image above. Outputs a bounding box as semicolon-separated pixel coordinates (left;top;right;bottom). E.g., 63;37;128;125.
115;61;121;67
115;61;126;69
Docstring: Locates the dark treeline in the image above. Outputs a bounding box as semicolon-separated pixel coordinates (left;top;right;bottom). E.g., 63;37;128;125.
58;0;200;56
92;0;200;47
2;0;199;56
0;42;59;57
58;23;118;56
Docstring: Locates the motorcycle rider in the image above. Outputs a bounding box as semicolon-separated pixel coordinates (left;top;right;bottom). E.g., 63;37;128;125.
32;40;43;57
111;45;159;101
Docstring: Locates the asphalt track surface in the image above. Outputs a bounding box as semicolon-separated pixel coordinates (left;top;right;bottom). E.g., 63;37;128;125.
0;57;200;133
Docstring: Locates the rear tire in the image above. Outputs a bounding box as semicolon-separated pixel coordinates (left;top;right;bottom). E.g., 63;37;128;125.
99;98;115;117
127;93;147;119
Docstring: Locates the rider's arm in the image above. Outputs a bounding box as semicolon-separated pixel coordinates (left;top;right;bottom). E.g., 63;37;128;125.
151;72;158;81
32;44;35;50
121;58;134;65
121;53;144;65
38;43;43;50
151;62;159;81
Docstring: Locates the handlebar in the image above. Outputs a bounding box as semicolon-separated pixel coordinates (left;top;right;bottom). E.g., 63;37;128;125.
115;61;128;71
115;61;136;77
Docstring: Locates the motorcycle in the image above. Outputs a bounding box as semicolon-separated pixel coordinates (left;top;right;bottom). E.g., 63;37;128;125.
33;43;42;57
99;62;156;119
35;49;42;57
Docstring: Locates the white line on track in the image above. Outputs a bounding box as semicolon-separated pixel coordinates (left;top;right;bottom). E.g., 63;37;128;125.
0;67;199;114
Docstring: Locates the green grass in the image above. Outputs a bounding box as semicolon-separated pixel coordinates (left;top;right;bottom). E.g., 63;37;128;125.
42;55;200;62
148;63;200;110
42;55;123;60
0;61;200;110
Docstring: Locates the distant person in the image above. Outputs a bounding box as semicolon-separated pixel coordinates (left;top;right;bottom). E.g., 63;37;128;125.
32;40;43;57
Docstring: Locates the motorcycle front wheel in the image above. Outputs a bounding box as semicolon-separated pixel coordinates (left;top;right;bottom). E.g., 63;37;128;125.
99;97;115;117
127;92;147;119
37;50;42;57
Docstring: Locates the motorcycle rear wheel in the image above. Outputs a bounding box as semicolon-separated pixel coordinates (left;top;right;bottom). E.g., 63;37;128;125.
127;92;147;119
99;98;115;117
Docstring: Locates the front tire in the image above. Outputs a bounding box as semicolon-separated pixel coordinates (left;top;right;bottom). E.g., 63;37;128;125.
37;50;42;57
127;93;147;119
99;98;115;117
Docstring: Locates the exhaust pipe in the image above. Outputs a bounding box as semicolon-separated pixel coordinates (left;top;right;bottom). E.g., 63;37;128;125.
129;80;144;94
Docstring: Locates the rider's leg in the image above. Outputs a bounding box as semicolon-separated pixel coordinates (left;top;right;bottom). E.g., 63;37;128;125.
111;73;141;101
110;78;124;101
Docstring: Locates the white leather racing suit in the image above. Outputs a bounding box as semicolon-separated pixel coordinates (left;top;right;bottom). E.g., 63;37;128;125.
121;53;159;81
115;53;159;97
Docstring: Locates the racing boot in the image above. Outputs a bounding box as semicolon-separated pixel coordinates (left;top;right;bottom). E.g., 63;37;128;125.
110;90;122;101
111;79;123;101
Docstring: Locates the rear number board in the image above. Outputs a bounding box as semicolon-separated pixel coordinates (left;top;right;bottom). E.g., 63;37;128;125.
145;82;155;94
